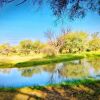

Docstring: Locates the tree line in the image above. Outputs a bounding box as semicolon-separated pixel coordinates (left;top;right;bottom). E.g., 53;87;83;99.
0;30;100;56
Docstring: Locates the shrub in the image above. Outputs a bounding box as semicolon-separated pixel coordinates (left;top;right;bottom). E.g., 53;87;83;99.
41;46;56;57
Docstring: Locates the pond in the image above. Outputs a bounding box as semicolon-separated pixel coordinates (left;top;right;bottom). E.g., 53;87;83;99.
0;58;100;88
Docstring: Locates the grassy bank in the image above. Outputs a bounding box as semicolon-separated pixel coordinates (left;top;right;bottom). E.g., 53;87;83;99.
0;51;100;68
14;54;84;67
0;79;100;100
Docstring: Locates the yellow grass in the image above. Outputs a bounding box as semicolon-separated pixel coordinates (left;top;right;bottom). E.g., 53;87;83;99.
0;54;44;64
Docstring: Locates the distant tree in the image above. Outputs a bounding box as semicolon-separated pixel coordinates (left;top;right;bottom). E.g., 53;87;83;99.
1;0;100;20
0;43;12;55
19;40;33;55
91;32;100;39
89;32;100;51
45;28;71;54
61;32;88;53
32;40;44;53
19;40;33;49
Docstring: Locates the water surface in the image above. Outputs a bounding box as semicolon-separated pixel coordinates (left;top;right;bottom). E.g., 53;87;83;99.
0;58;100;88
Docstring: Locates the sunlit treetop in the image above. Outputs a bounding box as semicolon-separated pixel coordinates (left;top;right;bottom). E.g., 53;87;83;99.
0;0;100;20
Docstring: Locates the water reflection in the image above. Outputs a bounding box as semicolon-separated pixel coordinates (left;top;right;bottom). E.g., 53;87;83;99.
19;67;41;77
0;58;100;88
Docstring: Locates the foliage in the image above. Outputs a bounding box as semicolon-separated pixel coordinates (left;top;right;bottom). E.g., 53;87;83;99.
18;40;44;55
45;28;70;54
61;32;88;53
41;46;56;57
32;40;44;53
19;40;33;50
89;33;100;51
18;40;33;55
1;0;100;20
0;43;16;55
0;31;99;56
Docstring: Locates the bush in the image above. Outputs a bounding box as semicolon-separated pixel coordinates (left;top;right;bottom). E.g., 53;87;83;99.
41;46;56;57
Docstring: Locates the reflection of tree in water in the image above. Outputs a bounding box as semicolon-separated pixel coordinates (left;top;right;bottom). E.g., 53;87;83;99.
61;65;88;78
0;68;11;74
47;63;64;84
47;59;100;84
17;58;100;83
60;60;91;78
31;63;64;84
61;59;100;78
88;58;100;73
42;64;56;73
19;67;41;77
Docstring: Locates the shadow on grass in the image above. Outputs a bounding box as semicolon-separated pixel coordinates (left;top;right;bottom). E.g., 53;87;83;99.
0;80;100;100
0;89;43;100
29;80;100;100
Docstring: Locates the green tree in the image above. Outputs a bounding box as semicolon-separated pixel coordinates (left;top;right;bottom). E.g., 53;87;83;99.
61;32;88;53
19;40;33;55
89;32;100;51
19;40;33;49
32;40;44;53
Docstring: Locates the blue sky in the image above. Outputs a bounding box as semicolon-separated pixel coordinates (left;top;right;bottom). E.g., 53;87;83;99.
0;1;100;45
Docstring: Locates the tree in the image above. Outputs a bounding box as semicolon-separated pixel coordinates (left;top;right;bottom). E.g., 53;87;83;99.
1;0;100;19
19;40;33;55
44;29;68;54
32;40;44;53
45;30;88;54
89;32;100;51
0;43;13;55
61;32;88;53
19;40;33;49
45;30;61;54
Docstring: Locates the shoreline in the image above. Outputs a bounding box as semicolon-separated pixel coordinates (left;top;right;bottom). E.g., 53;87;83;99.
0;51;99;68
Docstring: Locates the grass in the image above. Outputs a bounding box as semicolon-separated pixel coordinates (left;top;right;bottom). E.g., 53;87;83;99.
14;54;84;67
0;51;99;68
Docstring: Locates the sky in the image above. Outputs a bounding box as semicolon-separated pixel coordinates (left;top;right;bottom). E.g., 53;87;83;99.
0;1;100;45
